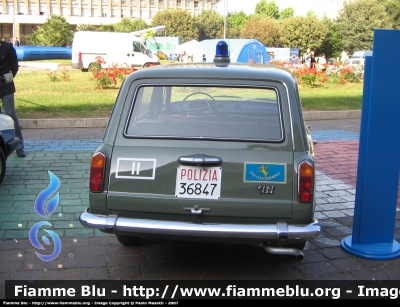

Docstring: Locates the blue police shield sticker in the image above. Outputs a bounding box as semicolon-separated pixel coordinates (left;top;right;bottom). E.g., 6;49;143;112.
244;163;286;183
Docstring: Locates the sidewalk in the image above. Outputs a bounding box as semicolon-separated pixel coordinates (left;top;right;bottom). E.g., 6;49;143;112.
1;118;399;299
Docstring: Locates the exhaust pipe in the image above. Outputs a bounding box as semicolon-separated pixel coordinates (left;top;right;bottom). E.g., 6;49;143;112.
262;243;304;260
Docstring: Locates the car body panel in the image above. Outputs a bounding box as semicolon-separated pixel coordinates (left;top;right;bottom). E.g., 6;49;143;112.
0;114;20;157
0;114;20;184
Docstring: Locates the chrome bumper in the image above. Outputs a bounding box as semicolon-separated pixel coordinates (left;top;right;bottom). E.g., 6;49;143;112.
79;210;321;240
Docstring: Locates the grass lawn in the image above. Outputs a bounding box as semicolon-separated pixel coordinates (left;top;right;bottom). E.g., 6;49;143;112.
13;63;363;119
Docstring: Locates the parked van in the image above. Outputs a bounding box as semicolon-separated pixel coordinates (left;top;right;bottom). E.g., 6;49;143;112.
351;50;372;59
71;31;160;72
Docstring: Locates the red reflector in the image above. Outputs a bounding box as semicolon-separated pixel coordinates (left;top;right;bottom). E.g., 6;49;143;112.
78;52;82;61
298;161;314;203
90;152;106;192
300;192;311;202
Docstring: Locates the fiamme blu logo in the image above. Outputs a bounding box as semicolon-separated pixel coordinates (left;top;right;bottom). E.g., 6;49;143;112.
28;170;62;261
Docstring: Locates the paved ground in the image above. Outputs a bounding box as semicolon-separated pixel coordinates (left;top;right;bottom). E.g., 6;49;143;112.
1;118;400;300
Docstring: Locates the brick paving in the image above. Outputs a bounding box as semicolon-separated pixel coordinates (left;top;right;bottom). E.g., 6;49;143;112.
1;119;399;299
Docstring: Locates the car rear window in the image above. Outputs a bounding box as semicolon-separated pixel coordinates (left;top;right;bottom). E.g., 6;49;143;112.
125;85;283;141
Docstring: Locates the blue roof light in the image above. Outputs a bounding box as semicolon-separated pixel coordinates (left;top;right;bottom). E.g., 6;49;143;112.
213;40;230;67
216;41;229;56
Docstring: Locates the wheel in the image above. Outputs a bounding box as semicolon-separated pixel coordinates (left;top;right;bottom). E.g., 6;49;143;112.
0;147;6;185
88;62;101;73
116;234;141;246
180;92;215;116
183;92;215;102
143;63;155;68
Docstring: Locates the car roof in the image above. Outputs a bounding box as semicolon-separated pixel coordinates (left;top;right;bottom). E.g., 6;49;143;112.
130;62;297;85
352;50;372;58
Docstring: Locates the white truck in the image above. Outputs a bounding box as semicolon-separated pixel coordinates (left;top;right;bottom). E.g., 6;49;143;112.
71;28;163;71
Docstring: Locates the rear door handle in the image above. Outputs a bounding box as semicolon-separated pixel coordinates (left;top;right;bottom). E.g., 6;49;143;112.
178;154;222;165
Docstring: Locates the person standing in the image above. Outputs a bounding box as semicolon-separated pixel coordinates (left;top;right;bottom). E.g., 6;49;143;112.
310;49;317;69
341;50;349;64
302;48;312;68
317;53;327;70
0;39;25;157
14;37;20;47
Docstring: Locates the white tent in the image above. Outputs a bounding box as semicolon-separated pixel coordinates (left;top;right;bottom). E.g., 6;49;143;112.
176;39;200;55
175;40;204;62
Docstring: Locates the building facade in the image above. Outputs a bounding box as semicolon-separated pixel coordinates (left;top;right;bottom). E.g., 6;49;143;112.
0;0;345;46
0;0;224;45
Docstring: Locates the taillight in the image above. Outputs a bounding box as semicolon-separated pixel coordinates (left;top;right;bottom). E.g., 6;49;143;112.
90;152;106;192
78;52;82;61
298;161;314;203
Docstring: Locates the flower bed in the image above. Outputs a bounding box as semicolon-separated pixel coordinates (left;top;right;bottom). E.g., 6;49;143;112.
269;61;362;87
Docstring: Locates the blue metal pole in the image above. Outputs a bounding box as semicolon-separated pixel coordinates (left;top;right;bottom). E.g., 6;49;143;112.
341;29;400;259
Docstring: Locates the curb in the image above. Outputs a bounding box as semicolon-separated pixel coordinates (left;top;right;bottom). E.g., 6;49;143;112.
19;110;361;129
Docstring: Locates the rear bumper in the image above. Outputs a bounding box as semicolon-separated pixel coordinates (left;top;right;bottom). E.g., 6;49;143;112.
79;209;321;241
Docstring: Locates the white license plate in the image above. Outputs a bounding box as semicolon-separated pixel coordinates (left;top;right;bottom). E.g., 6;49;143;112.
175;165;222;199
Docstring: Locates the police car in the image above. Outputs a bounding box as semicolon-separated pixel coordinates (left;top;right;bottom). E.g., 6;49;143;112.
79;41;320;259
0;114;20;184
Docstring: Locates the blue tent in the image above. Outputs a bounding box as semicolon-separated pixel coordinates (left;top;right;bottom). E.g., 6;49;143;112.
199;39;270;64
15;46;72;61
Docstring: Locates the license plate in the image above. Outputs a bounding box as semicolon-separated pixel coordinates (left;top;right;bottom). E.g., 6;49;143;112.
175;165;222;199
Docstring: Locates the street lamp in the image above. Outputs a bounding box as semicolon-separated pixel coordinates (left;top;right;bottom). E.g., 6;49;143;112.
223;0;227;39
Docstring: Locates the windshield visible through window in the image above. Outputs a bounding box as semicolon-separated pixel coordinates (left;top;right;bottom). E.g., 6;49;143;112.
126;85;283;141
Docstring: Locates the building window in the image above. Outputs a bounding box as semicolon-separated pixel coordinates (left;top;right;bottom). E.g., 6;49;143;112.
122;0;127;4
194;0;198;8
82;0;88;3
140;0;146;7
168;0;174;8
177;0;182;8
112;0;117;4
185;0;190;8
150;0;155;6
159;0;165;7
211;0;216;9
92;0;98;3
102;0;107;4
131;1;137;6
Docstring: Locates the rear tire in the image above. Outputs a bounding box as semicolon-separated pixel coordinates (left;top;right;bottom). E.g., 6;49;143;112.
0;147;6;185
116;234;141;246
88;62;101;73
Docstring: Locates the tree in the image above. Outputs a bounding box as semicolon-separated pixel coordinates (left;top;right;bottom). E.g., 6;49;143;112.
279;8;295;20
195;10;224;41
225;11;249;38
228;11;249;29
280;16;328;55
255;0;280;19
377;0;400;29
99;18;149;32
26;15;73;46
76;24;96;31
151;9;197;43
240;15;281;47
321;16;343;59
336;0;392;54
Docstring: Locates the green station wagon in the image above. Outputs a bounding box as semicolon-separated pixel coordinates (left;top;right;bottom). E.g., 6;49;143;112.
80;41;321;260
